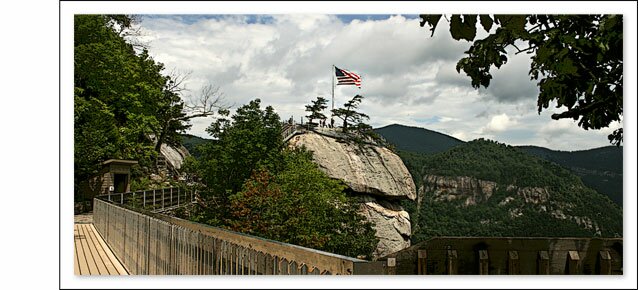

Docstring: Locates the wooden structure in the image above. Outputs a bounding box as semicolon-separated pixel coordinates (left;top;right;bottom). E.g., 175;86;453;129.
381;236;623;275
74;223;128;275
92;195;387;275
99;159;138;194
79;159;138;200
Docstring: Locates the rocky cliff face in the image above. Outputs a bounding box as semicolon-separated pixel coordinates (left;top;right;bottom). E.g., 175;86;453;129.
160;143;190;172
421;174;601;234
288;131;416;259
288;132;416;200
423;175;551;206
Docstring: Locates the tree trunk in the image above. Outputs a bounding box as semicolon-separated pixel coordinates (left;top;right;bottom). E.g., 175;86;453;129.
155;120;171;153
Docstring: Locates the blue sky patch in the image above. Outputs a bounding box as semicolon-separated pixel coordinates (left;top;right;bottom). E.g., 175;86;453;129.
142;14;418;25
337;14;419;23
414;116;441;124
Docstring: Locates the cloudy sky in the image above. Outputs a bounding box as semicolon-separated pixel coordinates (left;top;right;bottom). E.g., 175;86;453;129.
132;13;621;151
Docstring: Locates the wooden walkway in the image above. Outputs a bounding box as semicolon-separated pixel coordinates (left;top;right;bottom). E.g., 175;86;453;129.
74;223;128;275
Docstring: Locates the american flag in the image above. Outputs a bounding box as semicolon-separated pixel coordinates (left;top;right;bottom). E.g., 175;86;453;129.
335;66;361;88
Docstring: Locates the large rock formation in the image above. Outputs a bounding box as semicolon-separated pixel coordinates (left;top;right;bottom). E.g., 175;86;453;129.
288;131;416;259
160;143;190;171
288;131;416;200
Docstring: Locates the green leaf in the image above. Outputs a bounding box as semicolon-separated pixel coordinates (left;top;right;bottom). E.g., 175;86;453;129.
479;15;493;32
449;15;464;41
419;14;442;37
450;15;477;41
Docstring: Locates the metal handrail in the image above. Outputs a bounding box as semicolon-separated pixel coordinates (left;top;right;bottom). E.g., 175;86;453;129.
96;187;194;213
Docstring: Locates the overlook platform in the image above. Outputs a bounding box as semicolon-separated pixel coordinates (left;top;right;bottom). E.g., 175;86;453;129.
74;223;128;275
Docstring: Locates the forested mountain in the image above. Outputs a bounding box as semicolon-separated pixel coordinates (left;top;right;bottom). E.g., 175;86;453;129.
519;145;623;206
374;124;464;154
180;134;213;159
397;139;622;244
375;124;623;207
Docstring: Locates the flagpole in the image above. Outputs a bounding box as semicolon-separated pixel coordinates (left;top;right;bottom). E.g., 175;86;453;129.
331;65;335;111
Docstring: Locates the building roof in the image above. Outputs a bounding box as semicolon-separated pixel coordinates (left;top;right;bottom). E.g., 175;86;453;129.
101;159;139;166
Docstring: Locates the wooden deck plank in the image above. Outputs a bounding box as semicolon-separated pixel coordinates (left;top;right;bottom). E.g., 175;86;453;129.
74;223;129;275
74;224;94;274
84;224;116;275
75;224;92;275
81;224;110;275
78;224;101;275
89;224;129;275
74;226;81;275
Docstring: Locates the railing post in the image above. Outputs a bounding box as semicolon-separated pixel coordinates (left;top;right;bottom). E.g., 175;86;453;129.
508;251;520;275
153;189;156;208
567;251;580;275
162;188;165;209
478;250;489;275
538;251;550;274
446;249;458;275
417;250;427;275
170;187;173;207
143;190;146;208
178;187;180;206
120;192;123;204
598;250;612;275
386;258;396;275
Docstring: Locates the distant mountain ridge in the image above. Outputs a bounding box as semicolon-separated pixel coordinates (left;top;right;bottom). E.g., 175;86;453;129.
374;124;464;154
399;139;622;242
180;134;213;159
374;124;623;206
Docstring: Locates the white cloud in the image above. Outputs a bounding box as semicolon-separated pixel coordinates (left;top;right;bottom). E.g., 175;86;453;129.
136;14;622;151
483;113;518;133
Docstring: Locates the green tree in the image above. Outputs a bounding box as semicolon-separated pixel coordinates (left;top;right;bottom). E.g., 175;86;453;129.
331;94;369;133
198;99;283;200
304;96;328;125
74;15;223;196
74;14;168;194
228;148;378;258
419;15;623;145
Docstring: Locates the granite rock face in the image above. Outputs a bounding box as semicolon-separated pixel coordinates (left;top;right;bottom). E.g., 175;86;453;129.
160;143;190;171
288;131;416;259
358;196;411;258
423;175;498;206
288;132;416;200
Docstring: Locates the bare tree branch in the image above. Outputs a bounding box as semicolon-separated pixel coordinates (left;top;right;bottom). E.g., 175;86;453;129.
165;69;192;94
183;84;230;120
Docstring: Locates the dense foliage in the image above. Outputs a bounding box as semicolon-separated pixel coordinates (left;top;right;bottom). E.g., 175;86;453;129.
376;124;623;206
227;148;378;258
398;139;622;243
420;15;623;145
519;145;623;206
196;99;283;200
185;99;378;258
74;15;181;195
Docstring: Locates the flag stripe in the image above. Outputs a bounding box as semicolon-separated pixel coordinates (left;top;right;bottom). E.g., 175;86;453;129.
335;66;361;88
